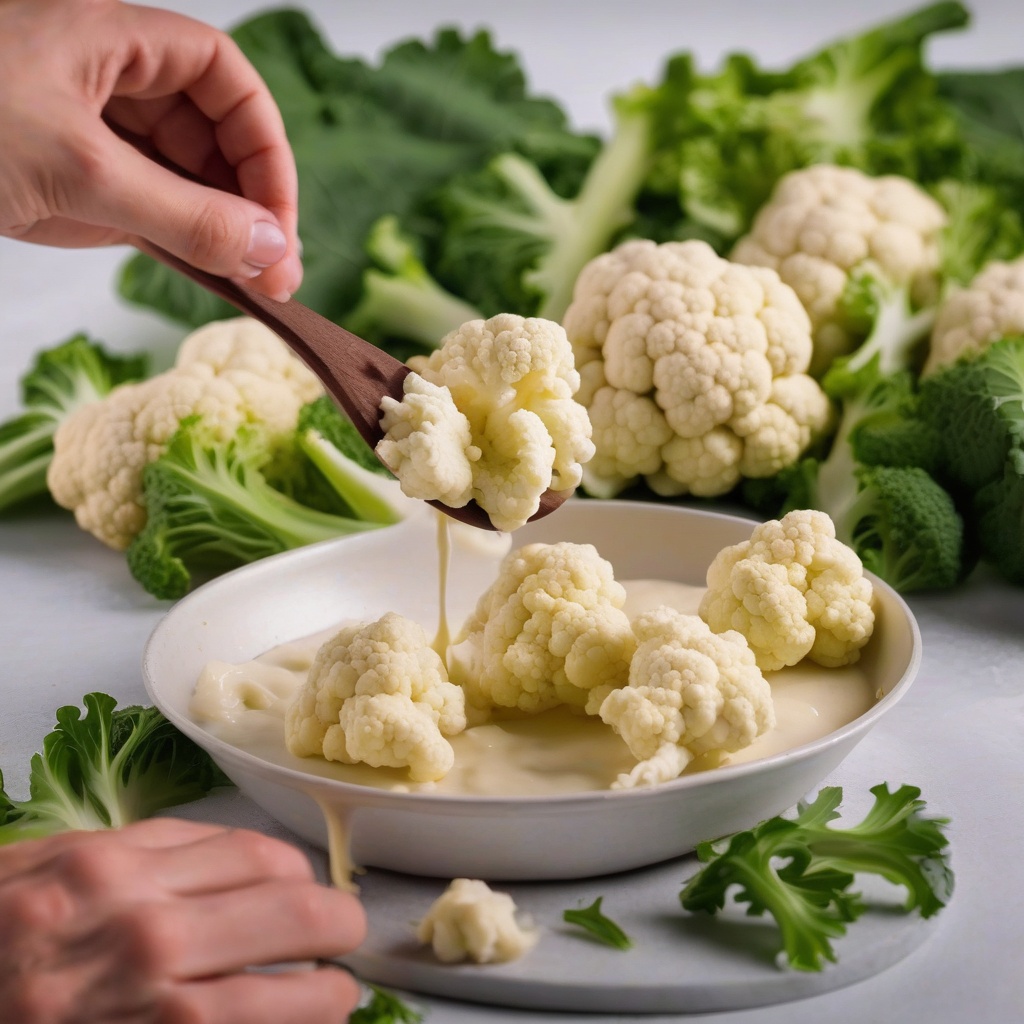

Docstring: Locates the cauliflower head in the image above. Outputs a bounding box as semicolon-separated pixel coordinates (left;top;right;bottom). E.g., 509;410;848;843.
732;164;947;375
449;541;635;716
699;509;876;672
285;612;467;783
593;606;774;789
416;878;538;964
47;318;323;549
377;313;594;531
925;256;1024;374
563;239;831;499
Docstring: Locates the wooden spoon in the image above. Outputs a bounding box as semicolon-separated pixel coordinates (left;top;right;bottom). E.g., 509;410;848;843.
136;241;569;531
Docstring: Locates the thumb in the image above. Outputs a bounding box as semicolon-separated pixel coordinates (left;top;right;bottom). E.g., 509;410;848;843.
79;134;299;294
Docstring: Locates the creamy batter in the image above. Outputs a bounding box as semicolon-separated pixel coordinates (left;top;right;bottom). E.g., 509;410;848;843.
190;578;878;797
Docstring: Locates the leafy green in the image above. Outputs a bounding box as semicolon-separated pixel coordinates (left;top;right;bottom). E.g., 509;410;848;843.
0;693;230;843
127;415;398;600
563;896;634;950
680;784;953;971
0;335;148;513
118;11;596;347
349;984;423;1024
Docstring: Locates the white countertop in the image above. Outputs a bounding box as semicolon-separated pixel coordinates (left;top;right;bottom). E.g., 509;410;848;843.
2;2;1023;1021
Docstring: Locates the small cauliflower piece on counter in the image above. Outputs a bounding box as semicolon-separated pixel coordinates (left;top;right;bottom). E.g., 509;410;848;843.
450;541;635;716
48;317;323;549
285;612;467;782
563;238;831;500
924;256;1024;374
377;313;595;531
699;509;875;672
732;164;947;375
416;878;538;964
592;606;774;789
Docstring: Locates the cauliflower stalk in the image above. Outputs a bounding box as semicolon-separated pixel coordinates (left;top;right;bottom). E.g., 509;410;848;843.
699;509;875;672
449;541;635;717
416;878;538;964
592;606;775;790
377;313;594;532
564;239;831;500
285;612;467;783
47;318;323;550
925;255;1024;374
732;164;948;376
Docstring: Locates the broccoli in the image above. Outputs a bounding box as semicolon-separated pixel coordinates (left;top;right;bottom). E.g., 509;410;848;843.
349;984;424;1024
919;335;1024;583
344;216;482;353
680;783;954;971
0;335;148;513
0;693;229;843
127;415;404;600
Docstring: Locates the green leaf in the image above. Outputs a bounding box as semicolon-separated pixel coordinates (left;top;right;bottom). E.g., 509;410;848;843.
563;896;634;950
349;983;423;1024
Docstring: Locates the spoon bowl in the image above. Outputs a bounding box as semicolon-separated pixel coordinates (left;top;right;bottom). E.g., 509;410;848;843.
137;243;569;531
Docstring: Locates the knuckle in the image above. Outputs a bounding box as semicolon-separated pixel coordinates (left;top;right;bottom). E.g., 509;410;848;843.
181;202;240;268
56;841;127;896
1;881;73;932
232;830;313;881
109;907;185;977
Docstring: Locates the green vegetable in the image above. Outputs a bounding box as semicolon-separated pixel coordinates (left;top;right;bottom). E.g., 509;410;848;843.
642;2;972;246
345;216;482;350
127;415;400;600
679;783;954;972
563;896;634;950
349;984;424;1024
0;693;229;843
118;11;595;350
0;335;147;513
919;335;1024;583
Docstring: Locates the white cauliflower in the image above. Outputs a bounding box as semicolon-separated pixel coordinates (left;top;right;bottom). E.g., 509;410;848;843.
285;612;467;783
563;239;831;500
449;541;635;716
47;318;322;549
591;606;774;789
732;164;947;375
699;509;875;672
377;313;594;532
924;256;1024;374
416;878;538;964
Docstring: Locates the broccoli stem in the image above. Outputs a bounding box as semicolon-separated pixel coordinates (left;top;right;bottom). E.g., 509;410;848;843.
0;416;55;511
843;287;936;377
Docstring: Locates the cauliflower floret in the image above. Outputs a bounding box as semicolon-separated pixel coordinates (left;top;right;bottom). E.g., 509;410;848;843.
699;509;875;672
416;878;538;964
285;612;467;783
924;256;1024;374
563;239;831;500
592;606;774;789
377;313;595;531
47;318;322;549
732;164;947;375
449;541;635;716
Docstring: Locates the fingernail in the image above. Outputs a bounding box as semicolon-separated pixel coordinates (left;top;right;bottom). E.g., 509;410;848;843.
245;221;287;269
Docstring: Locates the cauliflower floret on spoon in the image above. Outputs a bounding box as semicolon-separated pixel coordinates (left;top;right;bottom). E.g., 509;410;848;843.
285;612;467;782
591;606;775;790
376;313;595;532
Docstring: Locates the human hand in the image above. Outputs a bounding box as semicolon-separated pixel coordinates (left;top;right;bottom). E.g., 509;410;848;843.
0;818;367;1023
0;0;302;301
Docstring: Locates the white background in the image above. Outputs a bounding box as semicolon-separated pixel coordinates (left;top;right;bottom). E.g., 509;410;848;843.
1;3;1023;1022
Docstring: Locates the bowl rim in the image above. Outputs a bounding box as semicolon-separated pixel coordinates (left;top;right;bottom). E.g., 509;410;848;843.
143;500;922;811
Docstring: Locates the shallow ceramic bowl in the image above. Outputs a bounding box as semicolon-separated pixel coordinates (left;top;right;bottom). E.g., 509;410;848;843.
143;500;920;881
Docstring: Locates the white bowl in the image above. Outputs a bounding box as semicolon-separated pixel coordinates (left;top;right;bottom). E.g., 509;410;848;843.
143;500;921;881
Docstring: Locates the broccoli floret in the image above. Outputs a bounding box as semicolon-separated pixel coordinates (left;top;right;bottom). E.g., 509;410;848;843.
0;693;229;842
920;336;1024;582
127;416;394;600
0;335;148;512
344;216;482;351
680;784;954;971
